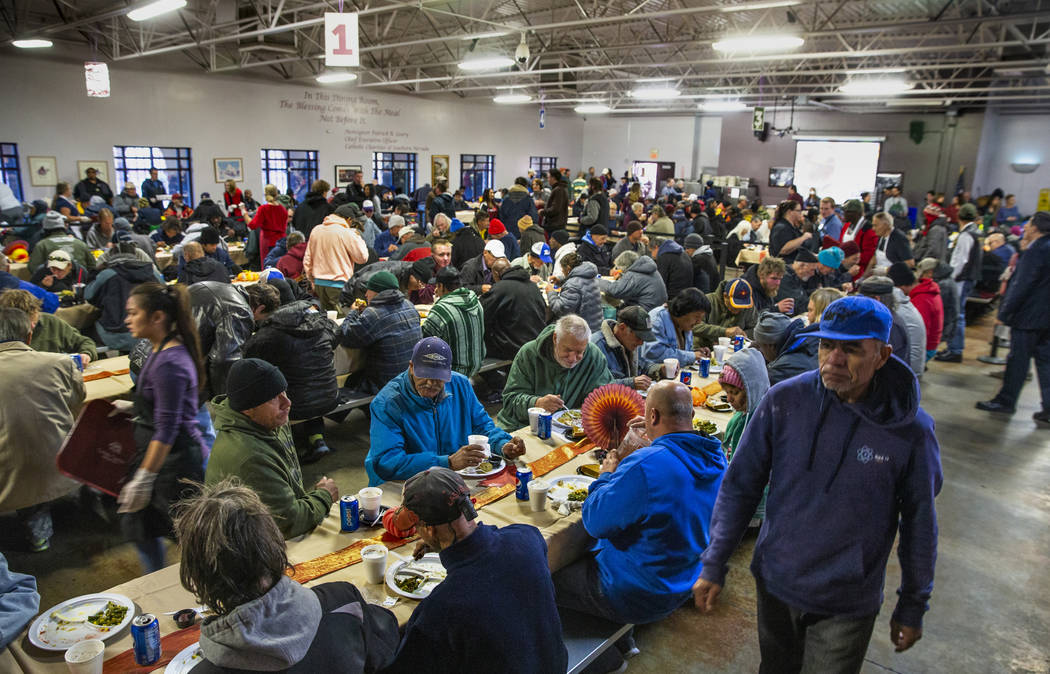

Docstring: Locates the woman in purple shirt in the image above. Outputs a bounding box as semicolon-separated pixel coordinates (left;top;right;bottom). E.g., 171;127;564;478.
117;282;206;572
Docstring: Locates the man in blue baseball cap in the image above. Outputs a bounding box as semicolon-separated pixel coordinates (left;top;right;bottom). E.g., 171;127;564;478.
694;295;943;672
365;336;526;484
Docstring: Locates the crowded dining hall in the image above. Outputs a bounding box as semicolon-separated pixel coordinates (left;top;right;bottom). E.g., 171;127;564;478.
2;1;1049;672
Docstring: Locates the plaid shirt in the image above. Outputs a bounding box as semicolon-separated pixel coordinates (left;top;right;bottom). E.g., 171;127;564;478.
339;289;422;393
421;288;486;377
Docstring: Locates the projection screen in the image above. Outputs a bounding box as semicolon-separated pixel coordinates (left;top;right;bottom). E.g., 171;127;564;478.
792;137;883;206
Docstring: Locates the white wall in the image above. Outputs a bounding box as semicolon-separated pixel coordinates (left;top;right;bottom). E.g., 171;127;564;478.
578;114;722;179
971;111;1050;214
0;55;583;203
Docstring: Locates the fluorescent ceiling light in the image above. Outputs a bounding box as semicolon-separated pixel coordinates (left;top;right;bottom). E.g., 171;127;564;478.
638;77;673;83
459;55;515;71
315;71;358;83
699;100;749;112
11;38;53;48
575;103;611;113
712;35;804;53
839;78;913;96
461;31;508;40
127;0;187;22
493;93;532;104
720;0;801;12
886;99;946;107
630;87;680;100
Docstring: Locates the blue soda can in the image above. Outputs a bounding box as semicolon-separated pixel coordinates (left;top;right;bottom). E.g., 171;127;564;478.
340;495;360;532
131;613;161;666
733;335;744;351
516;467;532;500
680;369;693;385
537;411;552;440
699;357;711;378
70;354;84;372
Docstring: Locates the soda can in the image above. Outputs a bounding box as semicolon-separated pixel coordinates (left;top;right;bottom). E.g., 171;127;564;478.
680;369;692;385
131;614;161;666
340;495;359;532
516;467;532;500
537;411;552;440
69;354;84;372
733;335;744;351
699;357;711;378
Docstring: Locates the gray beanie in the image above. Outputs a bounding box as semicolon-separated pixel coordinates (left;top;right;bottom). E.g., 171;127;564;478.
43;210;67;232
684;233;703;249
113;217;132;231
858;275;895;297
227;358;288;412
753;310;793;345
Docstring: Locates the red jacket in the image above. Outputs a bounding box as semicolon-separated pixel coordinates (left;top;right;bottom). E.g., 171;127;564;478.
249;202;288;238
839;217;879;279
909;278;943;350
223;188;244;222
276;242;307;279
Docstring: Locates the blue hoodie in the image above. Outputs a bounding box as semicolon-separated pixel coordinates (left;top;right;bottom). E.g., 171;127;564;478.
583;431;727;624
700;355;942;628
366;370;513;485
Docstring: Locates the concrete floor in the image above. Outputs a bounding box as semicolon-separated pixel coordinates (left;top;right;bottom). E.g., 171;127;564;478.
3;315;1049;673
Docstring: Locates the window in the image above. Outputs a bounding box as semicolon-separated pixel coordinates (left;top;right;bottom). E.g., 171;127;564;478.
372;152;416;194
1;143;23;201
261;149;318;204
113;145;193;205
530;156;557;176
460;154;494;201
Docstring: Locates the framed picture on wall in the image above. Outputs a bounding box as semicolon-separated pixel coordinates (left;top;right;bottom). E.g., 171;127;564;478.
214;158;243;183
431;155;449;186
335;164;361;188
28;156;58;186
76;160;109;184
768;166;794;188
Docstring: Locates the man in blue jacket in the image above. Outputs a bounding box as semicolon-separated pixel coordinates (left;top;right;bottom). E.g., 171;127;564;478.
552;380;727;671
694;296;943;673
366;337;525;485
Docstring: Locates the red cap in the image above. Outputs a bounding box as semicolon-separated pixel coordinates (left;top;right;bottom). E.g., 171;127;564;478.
488;218;506;235
171;193;183;200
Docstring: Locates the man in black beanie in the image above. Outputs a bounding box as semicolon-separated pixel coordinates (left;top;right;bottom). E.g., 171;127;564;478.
205;358;339;539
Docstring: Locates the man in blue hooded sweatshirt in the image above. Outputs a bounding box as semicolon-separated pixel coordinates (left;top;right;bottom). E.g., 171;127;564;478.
553;380;727;670
694;296;943;673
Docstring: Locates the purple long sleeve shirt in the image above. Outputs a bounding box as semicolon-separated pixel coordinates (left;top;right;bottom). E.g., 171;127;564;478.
138;345;204;448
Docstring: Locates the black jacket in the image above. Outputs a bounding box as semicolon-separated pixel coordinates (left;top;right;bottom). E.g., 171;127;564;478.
458;254;490;295
89;260;157;332
579;191;610;229
498;186;539;238
480;266;547;359
179;256;230;285
998;235;1050;330
577;236;613;275
188;281;255;400
194;198;225;225
29;262;91;293
767;320;820;386
428;192;456;225
654;240;693;300
451;228;485;269
541;182;569;232
344;182;367;207
339;260;412;306
293;191;335;240
690;249;719;293
244;301;338;420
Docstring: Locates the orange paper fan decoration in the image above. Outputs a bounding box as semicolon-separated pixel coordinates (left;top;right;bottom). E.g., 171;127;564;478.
581;383;646;450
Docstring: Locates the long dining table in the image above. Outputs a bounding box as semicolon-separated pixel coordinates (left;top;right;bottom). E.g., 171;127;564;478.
10;364;733;673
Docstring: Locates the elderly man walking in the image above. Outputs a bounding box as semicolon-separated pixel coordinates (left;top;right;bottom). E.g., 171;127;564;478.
694;296;943;673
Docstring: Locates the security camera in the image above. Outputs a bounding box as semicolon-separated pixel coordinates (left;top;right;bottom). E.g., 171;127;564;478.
515;35;529;65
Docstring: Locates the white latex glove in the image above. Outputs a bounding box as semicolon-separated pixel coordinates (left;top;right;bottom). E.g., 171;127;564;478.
117;468;158;514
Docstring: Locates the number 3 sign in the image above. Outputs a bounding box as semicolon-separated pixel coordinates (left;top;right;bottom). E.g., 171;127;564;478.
324;12;359;67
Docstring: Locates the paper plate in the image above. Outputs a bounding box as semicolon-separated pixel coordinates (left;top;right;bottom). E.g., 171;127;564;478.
456;454;505;479
28;593;135;651
547;475;595;508
165;642;204;673
386;553;447;600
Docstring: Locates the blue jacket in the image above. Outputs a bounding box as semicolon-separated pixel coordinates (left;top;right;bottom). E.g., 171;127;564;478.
583;431;726;624
998;235;1050;330
821;213;843;240
373;228;398;257
640;304;696;367
366;370;513;485
700;355;943;628
0;272;59;314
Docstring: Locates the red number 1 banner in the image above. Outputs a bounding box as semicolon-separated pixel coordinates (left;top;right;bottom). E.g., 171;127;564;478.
324;12;359;67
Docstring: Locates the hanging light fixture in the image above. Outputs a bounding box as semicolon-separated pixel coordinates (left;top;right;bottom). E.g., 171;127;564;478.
630;86;681;100
12;38;53;48
315;71;358;83
575;102;612;113
493;93;533;104
712;35;804;53
839;78;914;96
459;55;515;71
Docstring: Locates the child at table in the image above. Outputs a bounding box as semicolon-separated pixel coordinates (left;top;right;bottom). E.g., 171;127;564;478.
718;348;770;526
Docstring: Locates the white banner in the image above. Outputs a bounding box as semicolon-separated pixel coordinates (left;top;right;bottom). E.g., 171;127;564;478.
324;12;359;67
85;62;110;98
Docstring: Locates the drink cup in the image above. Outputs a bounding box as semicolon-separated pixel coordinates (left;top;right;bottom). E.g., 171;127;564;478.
663;358;679;379
65;639;105;674
326;310;338;322
783;298;795;315
718;336;731;348
361;544;388;584
467;434;491;457
528;407;545;435
527;479;550;512
713;345;728;365
357;487;383;521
